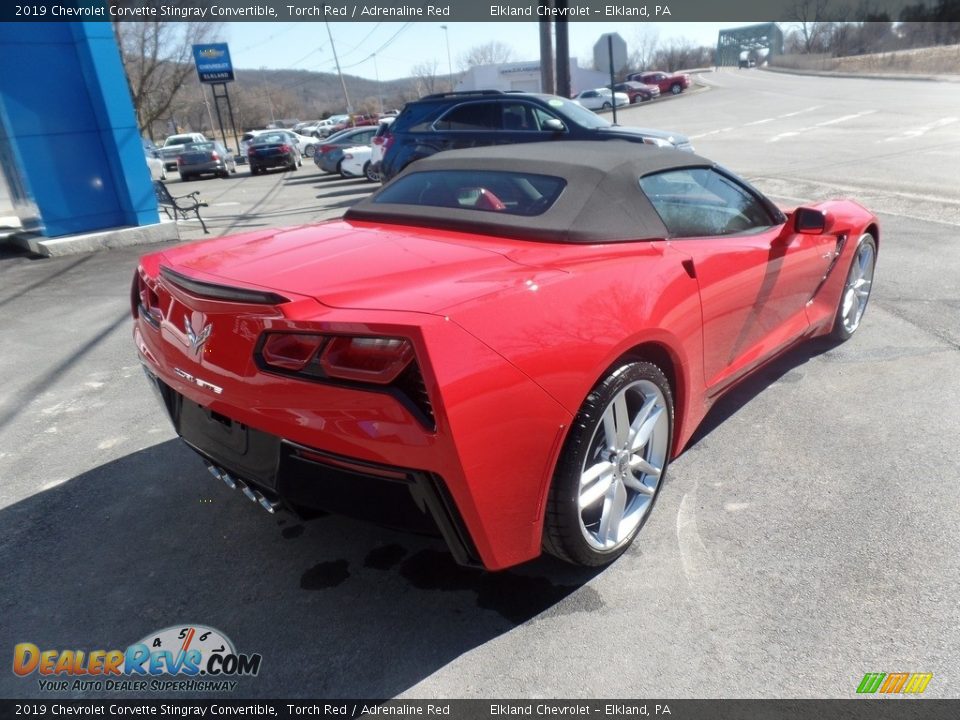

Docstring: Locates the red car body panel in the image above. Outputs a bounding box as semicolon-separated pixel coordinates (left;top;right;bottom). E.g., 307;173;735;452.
134;197;876;570
628;71;692;94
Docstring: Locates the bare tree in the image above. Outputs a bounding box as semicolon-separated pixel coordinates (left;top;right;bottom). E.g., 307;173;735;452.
788;0;836;53
652;40;714;71
458;41;515;70
411;59;441;96
113;20;224;139
628;26;660;71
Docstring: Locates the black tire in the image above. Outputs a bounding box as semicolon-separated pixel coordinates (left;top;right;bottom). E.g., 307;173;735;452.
219;169;229;179
543;362;674;567
670;83;682;95
601;101;612;110
363;162;376;183
830;234;877;341
304;145;315;157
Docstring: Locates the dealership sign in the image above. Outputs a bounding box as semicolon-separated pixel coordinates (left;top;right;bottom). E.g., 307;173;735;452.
192;43;234;84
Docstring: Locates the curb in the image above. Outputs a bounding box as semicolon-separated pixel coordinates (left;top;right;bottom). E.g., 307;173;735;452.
8;220;180;258
762;65;960;83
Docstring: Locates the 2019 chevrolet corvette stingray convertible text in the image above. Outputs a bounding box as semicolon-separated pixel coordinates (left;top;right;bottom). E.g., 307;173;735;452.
133;141;878;570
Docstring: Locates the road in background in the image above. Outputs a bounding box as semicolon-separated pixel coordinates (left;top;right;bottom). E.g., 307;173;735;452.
0;69;958;699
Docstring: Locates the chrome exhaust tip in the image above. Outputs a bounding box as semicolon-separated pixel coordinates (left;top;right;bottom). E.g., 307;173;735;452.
206;463;280;514
255;491;279;514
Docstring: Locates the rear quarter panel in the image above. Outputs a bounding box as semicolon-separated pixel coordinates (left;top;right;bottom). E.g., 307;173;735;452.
444;240;707;456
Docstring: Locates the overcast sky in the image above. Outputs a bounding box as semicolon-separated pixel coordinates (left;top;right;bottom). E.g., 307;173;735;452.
223;22;753;80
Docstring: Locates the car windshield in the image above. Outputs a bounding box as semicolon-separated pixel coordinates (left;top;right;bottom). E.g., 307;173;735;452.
374;170;566;217
549;98;611;129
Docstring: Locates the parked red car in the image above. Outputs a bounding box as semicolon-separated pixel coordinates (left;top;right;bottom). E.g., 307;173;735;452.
627;70;691;95
133;142;877;570
330;113;380;134
613;81;661;103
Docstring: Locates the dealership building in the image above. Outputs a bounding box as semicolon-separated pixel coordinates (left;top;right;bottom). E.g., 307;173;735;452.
454;59;610;96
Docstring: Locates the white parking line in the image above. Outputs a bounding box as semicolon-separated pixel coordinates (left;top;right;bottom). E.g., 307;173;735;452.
690;106;823;140
815;110;877;127
769;109;876;142
777;105;822;118
881;117;958;142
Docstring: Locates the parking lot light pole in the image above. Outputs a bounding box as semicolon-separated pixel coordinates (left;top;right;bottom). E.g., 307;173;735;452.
440;24;454;92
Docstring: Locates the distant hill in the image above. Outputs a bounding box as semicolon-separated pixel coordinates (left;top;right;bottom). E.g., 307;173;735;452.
231;66;448;118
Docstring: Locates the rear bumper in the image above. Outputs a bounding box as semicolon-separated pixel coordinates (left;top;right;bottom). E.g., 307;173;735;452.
179;160;225;175
142;366;482;566
133;297;573;570
250;155;293;169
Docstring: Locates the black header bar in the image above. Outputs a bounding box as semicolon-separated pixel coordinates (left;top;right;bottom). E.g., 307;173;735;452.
2;0;929;23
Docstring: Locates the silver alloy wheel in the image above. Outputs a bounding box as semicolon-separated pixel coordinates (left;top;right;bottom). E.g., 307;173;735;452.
578;379;669;551
840;236;876;334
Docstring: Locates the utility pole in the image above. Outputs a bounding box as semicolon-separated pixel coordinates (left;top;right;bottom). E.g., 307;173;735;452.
555;0;571;98
325;19;353;114
372;53;383;114
440;24;454;91
538;2;554;95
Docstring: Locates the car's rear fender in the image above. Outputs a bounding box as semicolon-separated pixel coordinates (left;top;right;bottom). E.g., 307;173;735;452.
134;259;574;569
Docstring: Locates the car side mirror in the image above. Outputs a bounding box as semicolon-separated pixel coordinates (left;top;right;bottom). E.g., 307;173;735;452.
794;207;828;234
151;150;161;159
542;118;566;132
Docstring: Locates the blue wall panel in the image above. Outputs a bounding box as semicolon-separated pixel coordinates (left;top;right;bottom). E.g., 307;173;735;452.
0;21;159;237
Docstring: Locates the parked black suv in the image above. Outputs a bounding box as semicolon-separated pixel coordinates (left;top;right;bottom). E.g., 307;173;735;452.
380;90;693;181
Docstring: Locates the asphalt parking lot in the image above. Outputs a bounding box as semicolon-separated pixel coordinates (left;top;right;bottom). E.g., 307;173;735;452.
1;68;958;700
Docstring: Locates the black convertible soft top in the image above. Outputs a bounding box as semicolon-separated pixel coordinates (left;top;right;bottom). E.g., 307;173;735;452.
345;141;715;243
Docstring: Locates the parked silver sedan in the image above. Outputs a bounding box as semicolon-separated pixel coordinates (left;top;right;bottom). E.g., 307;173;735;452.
176;141;237;181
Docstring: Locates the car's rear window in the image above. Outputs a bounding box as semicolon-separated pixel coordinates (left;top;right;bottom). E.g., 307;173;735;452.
374;170;566;216
252;133;288;145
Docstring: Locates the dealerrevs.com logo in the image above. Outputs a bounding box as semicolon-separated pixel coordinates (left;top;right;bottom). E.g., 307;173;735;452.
13;625;262;693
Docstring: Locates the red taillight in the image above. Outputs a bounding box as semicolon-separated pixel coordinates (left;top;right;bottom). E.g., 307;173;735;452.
280;144;292;153
382;135;395;153
210;151;220;161
320;144;335;154
248;147;257;156
259;333;414;385
261;334;324;371
134;270;162;326
320;336;414;384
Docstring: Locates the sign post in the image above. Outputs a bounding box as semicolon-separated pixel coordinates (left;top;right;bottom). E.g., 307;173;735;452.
192;43;242;161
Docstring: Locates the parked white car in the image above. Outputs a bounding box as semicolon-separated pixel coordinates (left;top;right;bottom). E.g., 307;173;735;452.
160;133;207;171
286;130;320;157
367;117;395;182
339;145;373;180
572;88;629;111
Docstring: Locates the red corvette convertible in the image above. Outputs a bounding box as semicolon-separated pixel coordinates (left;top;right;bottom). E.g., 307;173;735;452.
132;142;877;570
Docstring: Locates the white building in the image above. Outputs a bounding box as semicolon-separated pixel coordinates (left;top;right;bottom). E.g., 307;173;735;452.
454;59;609;96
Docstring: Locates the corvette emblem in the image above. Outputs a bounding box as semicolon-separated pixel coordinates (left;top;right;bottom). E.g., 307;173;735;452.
184;316;212;354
